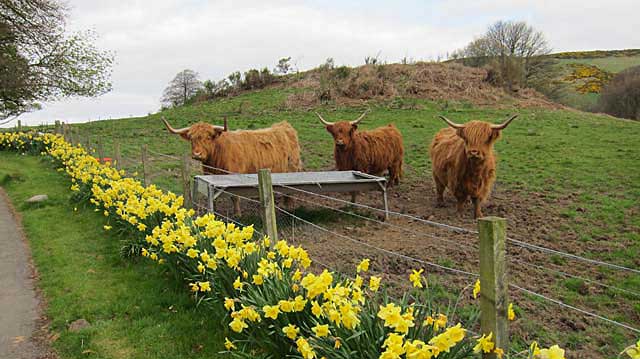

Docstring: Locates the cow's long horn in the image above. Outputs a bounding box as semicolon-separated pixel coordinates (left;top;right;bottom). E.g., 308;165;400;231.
350;110;369;125
491;114;518;130
162;117;190;134
438;116;465;129
315;112;334;126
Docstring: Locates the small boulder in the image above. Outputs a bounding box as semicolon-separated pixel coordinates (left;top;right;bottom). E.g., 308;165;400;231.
26;194;48;203
68;319;90;332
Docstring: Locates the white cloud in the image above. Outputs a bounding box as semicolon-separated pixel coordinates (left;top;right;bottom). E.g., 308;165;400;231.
9;0;639;127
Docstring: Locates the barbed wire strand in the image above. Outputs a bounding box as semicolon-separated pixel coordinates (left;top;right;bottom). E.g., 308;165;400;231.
510;283;640;334
270;203;478;278
507;238;640;275
510;258;640;298
272;189;477;252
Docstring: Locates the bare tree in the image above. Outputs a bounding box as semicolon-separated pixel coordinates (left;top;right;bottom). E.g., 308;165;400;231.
0;0;113;120
161;69;202;107
456;20;551;90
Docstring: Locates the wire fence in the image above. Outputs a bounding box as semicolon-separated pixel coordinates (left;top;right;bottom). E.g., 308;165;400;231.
59;127;640;352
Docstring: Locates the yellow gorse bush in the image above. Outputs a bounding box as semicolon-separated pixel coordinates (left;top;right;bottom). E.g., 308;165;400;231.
1;131;606;358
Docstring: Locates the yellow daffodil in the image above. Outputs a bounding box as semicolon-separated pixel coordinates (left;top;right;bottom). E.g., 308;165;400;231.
224;337;236;350
356;258;370;273
473;279;481;299
282;324;299;339
508;303;515;321
409;268;424;288
312;324;330;337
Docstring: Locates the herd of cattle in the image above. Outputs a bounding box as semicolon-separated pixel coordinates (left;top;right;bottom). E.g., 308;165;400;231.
162;112;517;218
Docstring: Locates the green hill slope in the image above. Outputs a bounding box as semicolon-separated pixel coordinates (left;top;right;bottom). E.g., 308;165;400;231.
550;49;640;111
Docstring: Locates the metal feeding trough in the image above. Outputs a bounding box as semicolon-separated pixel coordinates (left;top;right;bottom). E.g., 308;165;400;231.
192;170;389;219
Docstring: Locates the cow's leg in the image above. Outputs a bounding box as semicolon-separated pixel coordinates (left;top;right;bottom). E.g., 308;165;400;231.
455;195;467;217
472;197;483;219
283;196;295;210
434;177;446;207
231;197;242;217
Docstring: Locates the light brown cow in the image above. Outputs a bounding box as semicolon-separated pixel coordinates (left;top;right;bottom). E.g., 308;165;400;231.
316;111;404;186
429;115;517;218
163;117;302;213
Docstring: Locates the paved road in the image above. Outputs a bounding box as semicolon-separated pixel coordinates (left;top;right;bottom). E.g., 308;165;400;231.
0;189;50;358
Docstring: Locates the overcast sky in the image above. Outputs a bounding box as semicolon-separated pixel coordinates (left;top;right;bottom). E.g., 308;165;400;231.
9;0;640;127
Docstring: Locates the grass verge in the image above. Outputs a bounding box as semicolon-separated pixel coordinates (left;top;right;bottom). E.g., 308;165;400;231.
0;152;226;359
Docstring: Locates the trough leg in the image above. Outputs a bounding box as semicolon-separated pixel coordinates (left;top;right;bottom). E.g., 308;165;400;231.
382;187;389;221
207;185;214;213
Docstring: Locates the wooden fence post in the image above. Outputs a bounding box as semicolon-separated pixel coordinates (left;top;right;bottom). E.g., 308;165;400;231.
114;141;122;170
478;216;509;357
258;168;278;242
181;154;192;209
17;120;22;132
141;144;150;186
54;120;61;134
97;139;105;164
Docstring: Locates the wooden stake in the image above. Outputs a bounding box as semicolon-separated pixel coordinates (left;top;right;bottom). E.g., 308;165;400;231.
478;216;509;357
114;141;122;170
258;168;278;242
181;154;192;209
97;139;105;164
142;144;150;186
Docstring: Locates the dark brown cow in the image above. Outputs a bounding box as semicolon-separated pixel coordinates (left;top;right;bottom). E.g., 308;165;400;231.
316;111;404;186
163;117;302;213
429;115;517;218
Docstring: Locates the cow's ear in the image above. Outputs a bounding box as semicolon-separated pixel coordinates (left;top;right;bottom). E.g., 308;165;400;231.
455;128;465;140
325;124;334;133
351;124;358;131
212;128;224;138
489;129;501;142
179;132;190;141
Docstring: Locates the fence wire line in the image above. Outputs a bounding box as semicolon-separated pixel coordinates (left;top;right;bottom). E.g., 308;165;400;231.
507;237;640;275
271;203;478;278
277;183;478;234
272;189;477;252
144;151;640;276
510;258;640;298
510;283;640;334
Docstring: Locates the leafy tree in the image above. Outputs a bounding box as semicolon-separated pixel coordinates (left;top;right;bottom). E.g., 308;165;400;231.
0;0;113;122
274;57;292;75
161;69;202;107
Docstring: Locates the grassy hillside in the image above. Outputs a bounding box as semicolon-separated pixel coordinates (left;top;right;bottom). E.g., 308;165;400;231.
24;63;640;356
550;49;640;111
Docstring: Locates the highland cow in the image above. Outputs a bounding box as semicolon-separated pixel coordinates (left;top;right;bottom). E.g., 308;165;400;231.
429;114;517;218
163;117;302;213
316;111;404;186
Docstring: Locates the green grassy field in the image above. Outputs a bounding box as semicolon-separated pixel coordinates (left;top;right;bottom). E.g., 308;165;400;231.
0;153;227;359
557;55;640;73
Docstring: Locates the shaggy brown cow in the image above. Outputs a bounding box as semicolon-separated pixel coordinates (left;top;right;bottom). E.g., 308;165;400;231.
316;111;404;186
163;117;302;213
429;114;517;218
